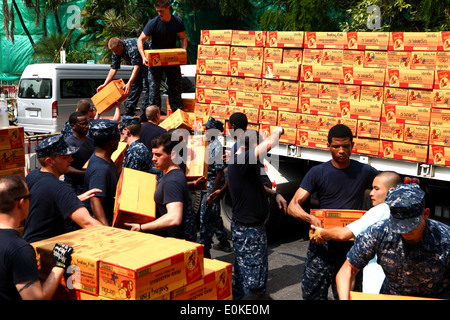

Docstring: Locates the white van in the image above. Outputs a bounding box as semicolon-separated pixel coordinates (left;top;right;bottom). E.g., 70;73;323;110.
17;63;134;134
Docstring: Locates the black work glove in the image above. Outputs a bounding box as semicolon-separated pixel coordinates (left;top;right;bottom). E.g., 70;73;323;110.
51;244;73;269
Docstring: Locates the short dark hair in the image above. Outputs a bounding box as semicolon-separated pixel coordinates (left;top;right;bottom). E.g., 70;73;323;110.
327;124;353;144
154;0;169;8
77;100;92;114
229;112;248;130
151;131;179;155
0;175;28;213
92;133;120;149
69;112;86;126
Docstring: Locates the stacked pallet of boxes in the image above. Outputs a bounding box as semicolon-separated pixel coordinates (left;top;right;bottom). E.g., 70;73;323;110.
194;30;450;167
0;126;26;178
31;225;232;300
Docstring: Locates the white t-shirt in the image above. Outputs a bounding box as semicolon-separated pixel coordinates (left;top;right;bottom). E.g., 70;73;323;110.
346;202;390;293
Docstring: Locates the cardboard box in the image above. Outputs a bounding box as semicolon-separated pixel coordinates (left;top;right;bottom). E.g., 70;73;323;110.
302;49;323;65
408;89;434;107
429;145;450;166
382;104;431;125
380;122;404;142
231;30;265;47
277;111;299;128
230;60;263;78
350;291;442;300
386;69;435;89
338;84;360;101
434;70;450;89
436;51;450;69
342;67;385;86
387;51;411;69
83;141;127;171
381;140;428;162
263;47;283;63
113;168;157;230
299;82;319;98
441;31;450;51
196;74;229;91
266;31;304;48
91;79;126;114
321;49;343;66
300;97;340;116
32;226;163;295
159;108;192;131
352;137;381;156
197;45;230;60
429;126;450;146
389;32;441;51
227;76;245;91
261;79;299;96
384;87;409;106
403;124;429;145
410;51;437;70
310;209;366;218
340;100;382;121
262;94;298;112
359;86;384;103
208;104;229;121
229;46;264;61
196;88;229;105
98;237;204;300
297;114;318;131
144;49;187;66
194;103;210;119
197;59;230;76
316;116;357;136
345;32;389;50
342;50;364;67
186;135;208;180
171;258;232;300
200;30;232;45
0;126;24;150
258;109;278;125
363;50;387;69
243;78;262;93
296;129;329;149
318;83;340;100
167;98;196;114
305;32;346;49
0;166;25;178
432;89;450;107
357;119;380;139
264;62;300;81
0;146;25;170
273;125;297;144
430;107;450;127
301;65;342;83
282;49;304;64
228;91;262;109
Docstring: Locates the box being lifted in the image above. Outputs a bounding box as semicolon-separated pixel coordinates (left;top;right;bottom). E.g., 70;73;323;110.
91;79;127;114
145;49;187;66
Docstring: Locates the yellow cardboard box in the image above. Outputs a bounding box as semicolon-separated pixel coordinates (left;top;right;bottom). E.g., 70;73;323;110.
380;122;404;142
296;129;329;149
277;111;299;128
231;30;265;47
410;51;437;70
282;49;304;64
301;65;342;83
429;145;450;166
228;91;262;108
186;134;208;180
113;168;157;230
315;116;357;136
159;108;192;131
196;88;229;105
302;49;323;65
299;82;319;98
196;74;229;91
408;89;434;107
262;94;298;112
0;126;24;150
386;69;435;90
340;100;382;121
0;146;25;170
297;114;318;131
318;83;340;100
435;70;450;89
352;137;381;157
321;49;343;66
300;97;340;116
382;104;431;126
266;31;305;48
229;46;264;61
430;107;450;127
261;79;299;96
403;124;429;145
230;60;263;78
264;62;300;81
305;32;346;49
350;291;442;300
197;59;230;76
384;87;409;106
381;140;428;163
197;45;230;60
432;89;450;107
357;120;381;139
338;84;360;101
387;51;411;69
429;126;450;146
91;79;126;114
144;49;187;66
200;30;232;45
363;50;388;69
258;109;278;125
389;32;441;51
342;66;385;86
359;86;384;103
346;32;389;50
342;50;364;67
263;47;283;63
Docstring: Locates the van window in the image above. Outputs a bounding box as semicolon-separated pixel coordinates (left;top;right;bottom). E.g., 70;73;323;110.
60;78;130;98
18;79;52;99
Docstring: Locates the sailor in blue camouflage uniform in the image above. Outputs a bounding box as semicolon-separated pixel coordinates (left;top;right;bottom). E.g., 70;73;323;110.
98;38;150;117
336;183;450;299
198;118;231;259
120;115;152;173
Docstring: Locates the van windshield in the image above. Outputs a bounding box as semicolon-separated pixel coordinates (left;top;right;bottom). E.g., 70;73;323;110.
60;79;107;99
18;79;52;99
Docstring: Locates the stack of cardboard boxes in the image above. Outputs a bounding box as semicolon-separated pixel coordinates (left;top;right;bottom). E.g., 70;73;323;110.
189;30;450;166
31;225;232;300
0;126;25;178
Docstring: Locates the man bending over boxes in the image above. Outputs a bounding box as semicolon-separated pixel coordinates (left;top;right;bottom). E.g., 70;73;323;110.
310;171;402;294
287;124;379;300
125;131;196;242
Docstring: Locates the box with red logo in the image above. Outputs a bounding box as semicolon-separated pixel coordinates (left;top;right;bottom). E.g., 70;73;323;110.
299;82;319;98
380;122;404;142
261;79;299;96
381;104;431;125
430;107;450;127
301;65;342;83
356;120;380;139
381;140;428;162
264;62;300;81
436;51;450;69
258;109;278;125
387;51;411;69
302;49;323;65
386;69;435;89
345;32;389;50
316;116;357;136
410;51;437;70
403;124;430;145
363;50;387;69
208;104;230;121
432;89;450;107
231;30;265;47
407;89;434;107
339;100;382;121
321;49;343;66
297;114;318;131
296;129;329;149
197;45;230;60
338;84;360;101
342;50;364;67
300;97;340;116
228;91;262;109
197;59;230;76
262;94;299;112
196;88;229;105
235;106;260;124
389;32;441;51
352;137;381;156
0;126;24;151
383;87;409;106
429;145;450;166
266;31;304;48
435;70;450;89
318;83;340;100
277;111;299;128
230;60;263;78
342;67;385;86
305;32;346;49
200;30;232;45
359;86;384;103
263;47;283;63
282;49;304;64
144;49;187;66
229;46;264;61
429;126;450;146
91;79;127;114
196;74;229;91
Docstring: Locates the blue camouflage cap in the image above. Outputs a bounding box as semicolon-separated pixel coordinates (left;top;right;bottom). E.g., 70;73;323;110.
120;115;141;131
385;183;425;234
36;134;79;158
203;117;224;132
89;119;120;138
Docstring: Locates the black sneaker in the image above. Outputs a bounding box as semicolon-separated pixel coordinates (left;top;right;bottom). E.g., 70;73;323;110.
213;240;232;252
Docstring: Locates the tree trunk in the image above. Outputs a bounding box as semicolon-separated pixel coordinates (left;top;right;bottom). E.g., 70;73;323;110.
12;0;36;49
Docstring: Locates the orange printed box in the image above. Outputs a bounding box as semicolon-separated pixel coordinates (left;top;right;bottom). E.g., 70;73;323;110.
196;74;229;91
430;107;450;127
352;137;381;156
186;135;208;180
261;79;299;96
0;147;25;170
389;32;441;51
382;104;431;125
384;87;409;106
228;91;262;108
264;62;300;81
266;31;305;48
302;49;323;65
299;97;340;116
282;49;304;64
434;70;450;89
432;89;450;107
381;140;428;163
387;51;411;69
236;106;260;124
208;104;230;121
386;69;435;90
200;30;232;45
408;89;434;107
258;109;278;125
316;115;357;136
297;113;318;131
436;51;450;69
342;66;385;86
197;59;230;76
296;129;329;149
243;77;262;93
194;103;210;118
230;60;263;78
305;32;347;49
380;122;404;142
227;76;245;91
441;31;450;51
197;45;230;60
359;86;384;103
321;49;343;66
340;100;382;121
301;65;342;83
363;50;387;69
231;30;265;47
310;209;366;218
429;145;450;166
229;46;264;61
338;84;360;101
403;124;430;145
342;50;364;67
262;94;298;112
277;110;299;128
275;126;297;144
346;32;389;50
357;119;380;139
0;126;24;151
91;79;126;114
318;83;340;100
429;126;450;146
263;47;283;63
144;49;187;66
410;52;437;70
299;82;319;98
196;88;229;105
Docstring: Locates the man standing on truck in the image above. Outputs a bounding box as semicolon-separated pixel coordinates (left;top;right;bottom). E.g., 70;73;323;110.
287;124;379;300
98;37;150;117
137;0;187;115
